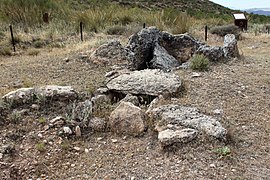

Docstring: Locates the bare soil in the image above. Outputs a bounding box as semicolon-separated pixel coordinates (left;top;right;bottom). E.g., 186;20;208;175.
0;32;269;179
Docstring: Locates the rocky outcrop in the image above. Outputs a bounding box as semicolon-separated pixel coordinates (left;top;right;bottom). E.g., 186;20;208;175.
90;40;129;65
106;69;182;97
120;93;140;106
148;104;227;139
158;128;198;147
109;102;146;136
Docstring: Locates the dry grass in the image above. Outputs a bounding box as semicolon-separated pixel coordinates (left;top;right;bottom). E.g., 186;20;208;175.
0;31;269;179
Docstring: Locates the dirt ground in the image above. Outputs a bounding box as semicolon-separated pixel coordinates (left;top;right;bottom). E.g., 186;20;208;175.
0;32;269;179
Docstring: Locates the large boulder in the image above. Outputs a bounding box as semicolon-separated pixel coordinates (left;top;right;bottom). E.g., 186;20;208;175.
159;32;202;63
223;34;240;58
149;44;180;70
106;69;182;97
2;88;35;105
109;102;146;136
158;128;198;147
148;104;227;139
126;27;161;70
90;40;129;65
196;45;224;61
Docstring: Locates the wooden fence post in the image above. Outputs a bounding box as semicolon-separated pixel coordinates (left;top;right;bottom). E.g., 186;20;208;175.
205;25;208;41
9;25;16;52
80;22;83;41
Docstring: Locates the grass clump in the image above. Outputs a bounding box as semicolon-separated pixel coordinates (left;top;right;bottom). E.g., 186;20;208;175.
190;54;210;71
36;142;46;152
210;24;241;39
106;25;127;35
213;146;231;156
28;49;40;56
0;47;12;56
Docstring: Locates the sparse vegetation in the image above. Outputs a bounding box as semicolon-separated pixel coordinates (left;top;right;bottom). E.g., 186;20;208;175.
106;25;127;35
213;146;231;156
190;54;210;71
210;24;241;39
35;142;46;152
27;49;40;56
0;47;12;56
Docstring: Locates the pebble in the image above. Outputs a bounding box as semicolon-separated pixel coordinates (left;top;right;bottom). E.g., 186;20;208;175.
71;164;76;167
84;148;89;153
75;126;81;137
210;164;216;168
111;139;118;143
191;72;202;78
97;137;103;141
37;133;43;138
74;147;80;151
63;127;72;134
0;153;3;159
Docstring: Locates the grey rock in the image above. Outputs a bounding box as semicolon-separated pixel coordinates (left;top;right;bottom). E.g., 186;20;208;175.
120;94;139;106
223;34;240;58
106;69;182;97
2;86;78;106
126;27;161;70
88;117;106;132
109;102;146;136
148;104;227;139
196;45;224;61
149;44;180;70
1;144;15;154
90;40;129;65
2;88;35;105
159;32;202;63
36;85;77;102
63;126;73;134
66;100;93;125
158;128;198;147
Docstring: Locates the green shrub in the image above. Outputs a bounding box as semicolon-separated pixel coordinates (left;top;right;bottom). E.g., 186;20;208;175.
210;24;241;39
106;25;127;35
213;146;231;156
190;54;210;71
33;40;44;48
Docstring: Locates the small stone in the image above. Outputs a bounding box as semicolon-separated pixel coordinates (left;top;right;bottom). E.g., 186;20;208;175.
231;169;236;172
63;127;72;135
191;72;202;78
37;133;43;138
75;126;81;137
210;164;216;168
111;139;118;143
31;104;40;110
84;148;89;153
74;147;80;151
97;137;103;141
71;164;76;167
0;153;3;159
213;109;223;115
131;176;136;180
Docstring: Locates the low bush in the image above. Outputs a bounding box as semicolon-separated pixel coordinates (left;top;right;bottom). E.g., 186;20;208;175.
210;24;241;39
0;47;12;56
190;54;210;71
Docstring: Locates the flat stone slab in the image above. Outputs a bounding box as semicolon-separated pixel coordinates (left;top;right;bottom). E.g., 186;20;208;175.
148;104;227;139
106;69;182;97
158;128;198;147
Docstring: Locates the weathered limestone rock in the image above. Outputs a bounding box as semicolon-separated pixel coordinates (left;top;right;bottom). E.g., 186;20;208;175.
149;44;180;70
159;32;202;63
126;27;161;70
158;128;198;147
2;88;35;105
223;34;240;58
196;45;224;61
109;102;146;136
120;94;139;106
90;40;129;65
88;117;107;132
106;69;182;97
148;104;227;139
36;85;77;101
66;100;93;125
